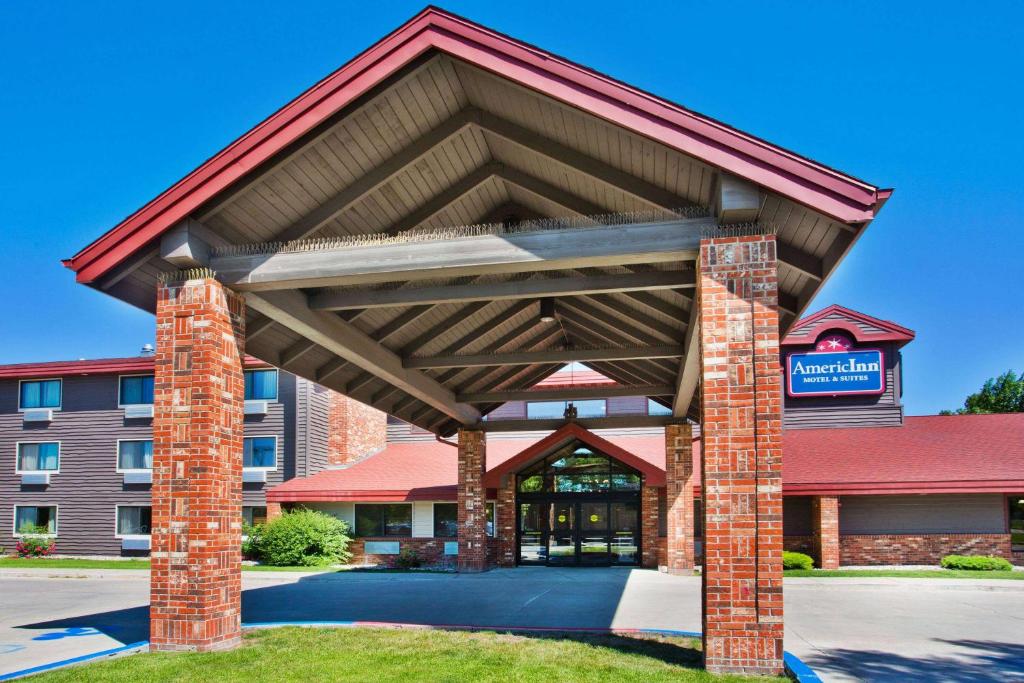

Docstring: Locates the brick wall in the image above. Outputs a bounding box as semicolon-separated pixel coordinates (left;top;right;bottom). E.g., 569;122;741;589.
641;485;659;569
457;429;487;571
496;479;516;567
840;534;1013;565
784;536;815;555
665;423;695;573
327;393;386;466
347;537;457;568
812;495;840;569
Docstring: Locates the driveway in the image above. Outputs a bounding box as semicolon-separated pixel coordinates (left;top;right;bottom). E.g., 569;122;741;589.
1;568;1023;681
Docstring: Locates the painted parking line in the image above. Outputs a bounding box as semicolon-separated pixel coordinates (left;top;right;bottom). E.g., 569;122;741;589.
0;627;132;681
0;641;147;681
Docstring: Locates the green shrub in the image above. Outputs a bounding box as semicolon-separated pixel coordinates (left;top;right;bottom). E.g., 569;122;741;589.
940;554;1013;571
256;509;352;567
241;523;264;560
783;551;814;570
394;547;422;569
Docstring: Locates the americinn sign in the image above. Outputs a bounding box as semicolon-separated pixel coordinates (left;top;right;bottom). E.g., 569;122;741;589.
787;333;885;397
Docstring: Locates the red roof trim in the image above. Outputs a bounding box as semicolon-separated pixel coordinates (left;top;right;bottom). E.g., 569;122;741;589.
785;481;1024;496
66;7;888;284
0;355;269;380
782;304;916;346
482;423;666;488
269;486;457;503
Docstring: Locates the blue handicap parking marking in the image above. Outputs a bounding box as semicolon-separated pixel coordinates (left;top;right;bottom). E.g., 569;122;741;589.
32;627;101;642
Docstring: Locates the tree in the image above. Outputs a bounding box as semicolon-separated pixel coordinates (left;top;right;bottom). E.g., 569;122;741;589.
940;370;1024;415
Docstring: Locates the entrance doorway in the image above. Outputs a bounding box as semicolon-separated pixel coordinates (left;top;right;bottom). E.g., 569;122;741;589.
515;438;642;566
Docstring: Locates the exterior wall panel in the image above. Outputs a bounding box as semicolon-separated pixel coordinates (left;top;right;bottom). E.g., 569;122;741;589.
839;494;1006;535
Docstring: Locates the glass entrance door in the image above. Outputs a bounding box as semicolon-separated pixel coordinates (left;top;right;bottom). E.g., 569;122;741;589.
517;499;639;566
547;502;575;566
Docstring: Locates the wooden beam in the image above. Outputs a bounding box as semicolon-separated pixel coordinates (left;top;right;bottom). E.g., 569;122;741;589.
280;339;317;367
496;165;606;216
309;270;695;311
777;241;824;281
479;415;680;432
404;345;683;369
672;303;700;418
245;289;479;424
246;314;276;341
315;357;348;383
477;111;692;211
458;384;675;403
272;108;481;243
714;173;762;224
212;217;711;291
556;298;665;346
583;294;682;343
385;161;503;235
160;219;213;268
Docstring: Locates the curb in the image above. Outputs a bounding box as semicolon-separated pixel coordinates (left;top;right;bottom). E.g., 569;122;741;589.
0;641;147;681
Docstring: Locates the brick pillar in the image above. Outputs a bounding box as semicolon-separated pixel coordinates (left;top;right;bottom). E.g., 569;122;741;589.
698;233;784;675
457;429;487;572
151;276;245;652
326;393;386;466
496;478;516;567
641;485;659;568
266;502;283;523
812;495;840;569
666;423;695;573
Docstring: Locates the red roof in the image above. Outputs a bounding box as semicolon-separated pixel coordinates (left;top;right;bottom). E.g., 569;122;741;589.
65;7;889;284
269;414;1024;502
0;355;269;380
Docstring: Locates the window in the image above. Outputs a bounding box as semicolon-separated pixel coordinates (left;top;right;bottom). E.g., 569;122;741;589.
1010;497;1024;553
116;506;152;536
647;399;672;416
434;503;457;537
487;502;495;537
19;380;61;410
517;442;641;493
243;506;268;527
243;436;277;469
117;440;153;471
16;442;59;472
354;504;412;537
14;506;56;535
119;375;154;405
526;399;606;420
244;369;278;401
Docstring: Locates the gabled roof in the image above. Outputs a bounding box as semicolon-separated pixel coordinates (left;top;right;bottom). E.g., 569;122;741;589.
782;304;916;347
64;6;890;284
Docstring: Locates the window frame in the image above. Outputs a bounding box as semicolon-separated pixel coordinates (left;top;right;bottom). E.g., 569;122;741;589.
117;374;155;407
115;439;154;473
243;435;279;471
487;501;496;538
353;503;413;538
13;504;58;537
15;441;61;475
1009;495;1024;552
18;378;62;411
646;398;672;416
114;504;153;539
526;399;606;420
432;502;458;538
242;506;268;527
244;369;279;402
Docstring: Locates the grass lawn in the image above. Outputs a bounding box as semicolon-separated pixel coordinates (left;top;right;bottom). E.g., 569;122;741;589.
785;568;1024;580
0;558;333;572
26;627;782;682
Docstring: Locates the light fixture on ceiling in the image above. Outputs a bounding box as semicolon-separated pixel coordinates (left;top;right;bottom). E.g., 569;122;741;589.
539;298;556;323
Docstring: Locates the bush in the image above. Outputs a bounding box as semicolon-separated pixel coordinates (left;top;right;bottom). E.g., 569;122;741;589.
941;554;1013;571
394;547;422;569
783;551;814;571
256;509;351;567
241;523;264;561
16;525;56;558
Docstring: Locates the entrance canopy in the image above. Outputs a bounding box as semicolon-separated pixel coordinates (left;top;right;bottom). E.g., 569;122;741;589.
64;7;891;436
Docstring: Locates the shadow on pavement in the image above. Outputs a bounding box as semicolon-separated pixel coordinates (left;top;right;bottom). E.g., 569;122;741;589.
805;639;1024;682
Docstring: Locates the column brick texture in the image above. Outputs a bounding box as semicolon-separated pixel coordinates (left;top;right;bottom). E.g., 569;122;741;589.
641;485;659;568
665;423;695;573
496;478;517;567
151;277;245;652
457;429;488;572
812;495;840;569
698;234;784;675
265;502;283;523
326;393;386;466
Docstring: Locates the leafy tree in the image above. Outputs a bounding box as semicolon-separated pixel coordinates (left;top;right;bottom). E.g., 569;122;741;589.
940;370;1024;415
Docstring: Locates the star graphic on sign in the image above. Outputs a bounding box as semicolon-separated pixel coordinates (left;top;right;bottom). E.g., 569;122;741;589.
816;334;852;352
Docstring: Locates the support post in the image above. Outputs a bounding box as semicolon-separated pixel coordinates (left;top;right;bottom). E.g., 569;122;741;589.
641;485;660;569
665;423;695;573
151;276;245;652
496;478;516;567
457;429;488;572
812;495;840;570
266;502;283;523
698;233;784;675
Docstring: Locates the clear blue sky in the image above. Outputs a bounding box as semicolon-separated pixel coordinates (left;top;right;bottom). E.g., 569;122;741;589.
1;1;1021;416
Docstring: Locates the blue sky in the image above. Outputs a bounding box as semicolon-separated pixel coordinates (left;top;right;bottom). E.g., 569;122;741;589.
0;1;1021;416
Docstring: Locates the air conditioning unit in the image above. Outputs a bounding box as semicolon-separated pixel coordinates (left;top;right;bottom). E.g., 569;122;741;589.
244;400;269;416
124;404;154;419
123;471;153;485
242;469;267;483
21;472;50;486
121;537;151;551
22;409;53;424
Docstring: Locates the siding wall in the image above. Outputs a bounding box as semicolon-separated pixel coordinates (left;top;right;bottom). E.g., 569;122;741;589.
0;370;298;556
839;494;1007;535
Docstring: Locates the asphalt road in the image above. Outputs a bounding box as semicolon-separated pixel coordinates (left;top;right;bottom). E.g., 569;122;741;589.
1;568;1022;682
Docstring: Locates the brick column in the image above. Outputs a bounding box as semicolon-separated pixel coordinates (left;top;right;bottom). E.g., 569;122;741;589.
641;485;659;568
326;393;386;466
812;495;840;569
698;233;784;675
457;429;487;572
151;276;245;652
666;423;695;573
496;478;516;567
266;502;283;523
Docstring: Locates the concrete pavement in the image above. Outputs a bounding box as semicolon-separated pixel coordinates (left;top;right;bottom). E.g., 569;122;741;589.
1;568;1023;681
